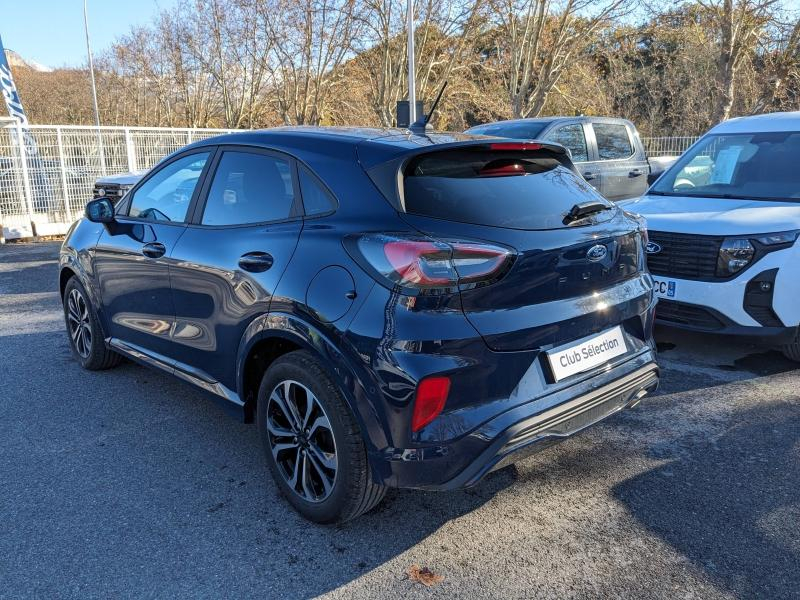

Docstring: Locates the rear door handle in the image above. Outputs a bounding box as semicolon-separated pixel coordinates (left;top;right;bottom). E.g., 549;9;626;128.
141;242;166;258
583;172;597;181
238;252;273;273
629;169;644;177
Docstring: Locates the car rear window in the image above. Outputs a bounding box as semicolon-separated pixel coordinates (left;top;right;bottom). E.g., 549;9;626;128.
468;122;550;139
402;149;609;230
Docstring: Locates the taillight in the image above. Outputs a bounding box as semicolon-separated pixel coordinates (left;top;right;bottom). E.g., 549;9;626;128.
383;240;453;286
412;376;451;432
346;234;514;293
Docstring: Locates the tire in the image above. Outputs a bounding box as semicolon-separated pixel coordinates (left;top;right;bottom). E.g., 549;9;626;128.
781;331;800;362
257;350;386;523
63;277;122;371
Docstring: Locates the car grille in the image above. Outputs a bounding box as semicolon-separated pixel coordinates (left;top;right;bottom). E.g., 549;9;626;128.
93;183;126;200
646;231;722;280
656;299;725;331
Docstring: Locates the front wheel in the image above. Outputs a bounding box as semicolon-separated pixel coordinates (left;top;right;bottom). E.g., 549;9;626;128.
257;351;386;523
63;277;122;370
781;330;800;362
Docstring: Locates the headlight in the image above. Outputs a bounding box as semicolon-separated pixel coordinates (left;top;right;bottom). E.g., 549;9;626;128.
631;213;648;243
95;187;106;197
753;230;800;246
717;237;754;276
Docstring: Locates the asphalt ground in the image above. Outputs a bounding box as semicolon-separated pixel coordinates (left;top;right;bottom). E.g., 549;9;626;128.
1;241;798;599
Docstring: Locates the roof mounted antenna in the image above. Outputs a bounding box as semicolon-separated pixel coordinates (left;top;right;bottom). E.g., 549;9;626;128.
410;81;447;134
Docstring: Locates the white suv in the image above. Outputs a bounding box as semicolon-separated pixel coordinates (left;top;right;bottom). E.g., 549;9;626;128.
621;111;800;361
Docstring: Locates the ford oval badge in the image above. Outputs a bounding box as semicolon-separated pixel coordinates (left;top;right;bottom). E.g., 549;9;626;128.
645;241;662;254
586;244;608;262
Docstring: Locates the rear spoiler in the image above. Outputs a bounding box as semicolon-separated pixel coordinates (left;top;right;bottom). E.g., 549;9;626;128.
360;138;576;213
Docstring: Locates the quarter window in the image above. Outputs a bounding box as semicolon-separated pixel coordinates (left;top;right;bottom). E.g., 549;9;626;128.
298;166;336;216
546;124;589;162
128;152;209;222
201;151;295;226
592;123;633;160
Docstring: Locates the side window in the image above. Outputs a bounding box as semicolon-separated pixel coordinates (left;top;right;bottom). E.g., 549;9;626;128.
592;123;633;160
128;152;209;222
298;166;336;216
546;124;588;162
201;151;295;226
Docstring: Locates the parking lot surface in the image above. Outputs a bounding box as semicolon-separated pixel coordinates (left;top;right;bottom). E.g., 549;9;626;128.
1;241;798;599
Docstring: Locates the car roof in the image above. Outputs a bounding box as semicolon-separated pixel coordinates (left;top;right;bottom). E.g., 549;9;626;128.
467;116;633;130
470;118;554;127
181;126;500;169
710;111;800;134
190;126;485;150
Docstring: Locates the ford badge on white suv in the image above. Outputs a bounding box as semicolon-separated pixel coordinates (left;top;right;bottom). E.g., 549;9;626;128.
621;111;800;361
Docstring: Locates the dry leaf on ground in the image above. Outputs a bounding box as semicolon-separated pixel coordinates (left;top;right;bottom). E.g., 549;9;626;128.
407;564;444;587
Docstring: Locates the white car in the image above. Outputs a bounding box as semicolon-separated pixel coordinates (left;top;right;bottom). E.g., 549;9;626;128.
620;111;800;361
92;170;146;203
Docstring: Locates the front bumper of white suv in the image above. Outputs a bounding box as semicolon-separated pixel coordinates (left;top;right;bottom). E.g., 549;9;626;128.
645;230;800;344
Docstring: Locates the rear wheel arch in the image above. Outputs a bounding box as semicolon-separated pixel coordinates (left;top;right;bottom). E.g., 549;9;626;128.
237;320;387;456
256;350;387;522
240;334;304;423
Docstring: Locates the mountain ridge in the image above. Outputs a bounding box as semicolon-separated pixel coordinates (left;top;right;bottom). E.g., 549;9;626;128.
3;49;53;73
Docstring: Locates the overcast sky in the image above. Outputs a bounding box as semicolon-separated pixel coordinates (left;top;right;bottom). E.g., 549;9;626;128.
2;0;179;69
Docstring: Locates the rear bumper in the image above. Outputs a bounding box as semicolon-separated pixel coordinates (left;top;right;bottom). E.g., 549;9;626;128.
376;349;659;491
439;362;658;490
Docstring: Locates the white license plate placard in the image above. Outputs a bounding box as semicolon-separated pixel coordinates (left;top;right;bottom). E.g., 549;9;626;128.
546;326;628;382
652;278;677;298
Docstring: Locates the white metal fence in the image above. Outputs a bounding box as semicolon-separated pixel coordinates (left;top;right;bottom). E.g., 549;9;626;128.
0;124;697;241
642;135;699;157
0;124;234;240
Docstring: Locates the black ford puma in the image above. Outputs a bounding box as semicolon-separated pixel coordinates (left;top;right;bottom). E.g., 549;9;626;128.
60;127;659;522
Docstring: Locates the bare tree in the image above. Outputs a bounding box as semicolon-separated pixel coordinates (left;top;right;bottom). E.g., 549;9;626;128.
698;0;780;121
192;0;275;128
489;0;630;118
355;0;485;126
258;0;361;125
158;10;219;127
753;14;800;111
13;0;797;133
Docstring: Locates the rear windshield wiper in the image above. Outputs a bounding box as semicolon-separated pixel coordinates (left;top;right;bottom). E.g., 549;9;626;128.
563;201;611;225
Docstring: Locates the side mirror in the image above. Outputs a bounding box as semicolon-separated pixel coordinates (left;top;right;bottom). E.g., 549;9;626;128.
85;197;115;223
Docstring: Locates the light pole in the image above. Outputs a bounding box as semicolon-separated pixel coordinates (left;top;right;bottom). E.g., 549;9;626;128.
83;0;106;174
407;0;416;124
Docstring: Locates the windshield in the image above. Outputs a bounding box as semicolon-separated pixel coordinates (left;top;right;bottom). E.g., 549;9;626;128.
651;131;800;202
468;122;550;140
